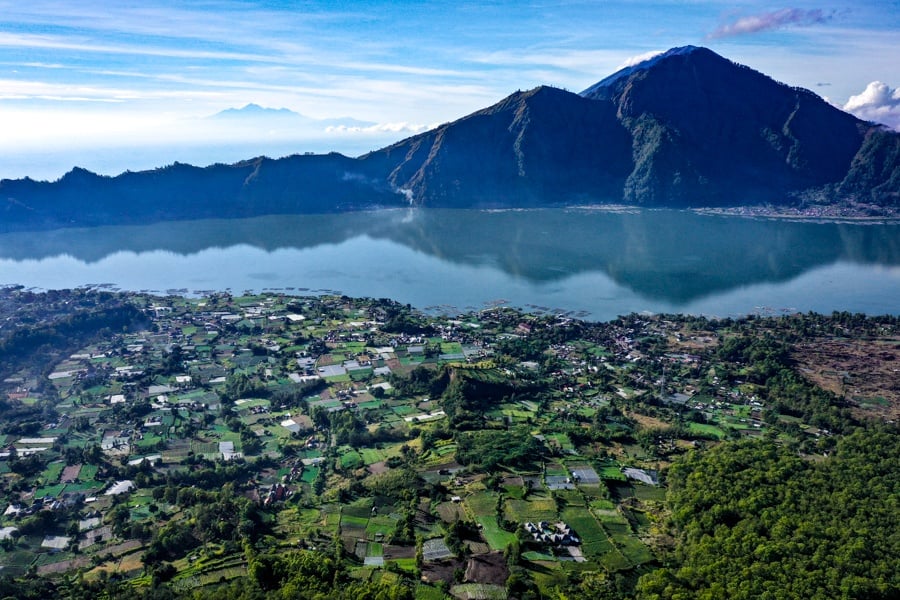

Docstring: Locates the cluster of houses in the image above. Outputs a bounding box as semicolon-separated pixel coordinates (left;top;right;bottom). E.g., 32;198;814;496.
524;521;580;546
261;483;291;507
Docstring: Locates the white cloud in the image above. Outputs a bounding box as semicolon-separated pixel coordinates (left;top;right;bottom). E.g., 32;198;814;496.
708;8;833;39
615;50;665;70
0;32;279;64
843;81;900;130
470;48;629;72
325;122;432;135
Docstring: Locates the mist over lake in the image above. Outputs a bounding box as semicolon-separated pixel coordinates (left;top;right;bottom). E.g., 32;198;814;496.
2;208;898;320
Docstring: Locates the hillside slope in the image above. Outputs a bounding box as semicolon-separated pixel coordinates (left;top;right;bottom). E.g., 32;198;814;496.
1;46;897;230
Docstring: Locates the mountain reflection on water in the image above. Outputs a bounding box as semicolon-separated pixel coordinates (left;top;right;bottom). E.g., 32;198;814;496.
1;208;898;319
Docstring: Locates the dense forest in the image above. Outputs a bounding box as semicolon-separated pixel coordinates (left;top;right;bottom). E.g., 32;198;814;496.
637;429;899;599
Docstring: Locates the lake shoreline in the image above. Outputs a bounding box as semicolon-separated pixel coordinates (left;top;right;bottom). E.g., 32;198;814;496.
1;208;898;321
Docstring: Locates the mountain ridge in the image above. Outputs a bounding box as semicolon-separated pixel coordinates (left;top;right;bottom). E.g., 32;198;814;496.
2;46;898;230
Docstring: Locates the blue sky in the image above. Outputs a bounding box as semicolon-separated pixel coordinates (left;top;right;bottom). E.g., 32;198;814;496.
0;1;898;179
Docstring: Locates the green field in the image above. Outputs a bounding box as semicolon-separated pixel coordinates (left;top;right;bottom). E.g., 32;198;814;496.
503;496;557;523
366;516;397;538
560;507;608;559
415;584;448;600
598;465;626;481
340;450;364;470
475;516;517;551
35;483;66;498
79;464;99;481
465;491;499;517
687;422;727;439
359;448;385;465
341;515;369;531
41;462;65;484
300;467;319;483
617;536;654;566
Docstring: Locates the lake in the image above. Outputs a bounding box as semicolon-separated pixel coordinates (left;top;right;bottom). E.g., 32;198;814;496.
2;208;898;321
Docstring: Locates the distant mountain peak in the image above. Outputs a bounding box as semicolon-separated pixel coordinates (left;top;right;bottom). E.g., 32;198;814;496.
1;45;896;229
211;104;307;119
581;45;717;96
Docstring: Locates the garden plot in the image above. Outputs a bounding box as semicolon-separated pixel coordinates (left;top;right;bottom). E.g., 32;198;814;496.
545;476;575;490
568;465;600;485
422;537;453;561
450;583;508;600
41;535;71;550
435;501;466;523
476;517;517;551
503;494;557;523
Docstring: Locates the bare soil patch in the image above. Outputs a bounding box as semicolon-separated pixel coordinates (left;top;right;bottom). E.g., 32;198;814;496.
500;476;524;488
383;544;416;559
38;555;91;575
668;328;718;351
368;461;389;475
421;557;465;585
626;411;672;431
435;501;466;523
792;337;900;420
465;552;509;586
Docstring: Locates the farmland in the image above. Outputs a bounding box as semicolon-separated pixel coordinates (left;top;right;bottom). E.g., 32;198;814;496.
0;287;896;598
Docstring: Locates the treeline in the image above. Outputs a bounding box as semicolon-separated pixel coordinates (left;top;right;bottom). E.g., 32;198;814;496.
0;301;146;380
716;332;857;433
637;428;900;599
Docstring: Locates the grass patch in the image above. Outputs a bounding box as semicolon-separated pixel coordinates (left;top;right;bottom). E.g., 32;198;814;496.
522;550;556;562
590;499;616;511
359;448;385;465
687;422;727;439
341;514;369;529
465;491;499;517
366;516;397;539
598;466;626;481
300;467;319;483
388;557;417;573
415;583;449;600
600;549;632;571
560;507;607;559
41;462;65;484
618;537;654;566
35;483;66;498
476;517;517;551
340;450;364;470
632;486;667;502
324;374;352;383
503;496;557;523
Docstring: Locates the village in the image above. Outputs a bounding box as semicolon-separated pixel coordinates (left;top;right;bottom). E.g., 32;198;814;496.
0;286;893;598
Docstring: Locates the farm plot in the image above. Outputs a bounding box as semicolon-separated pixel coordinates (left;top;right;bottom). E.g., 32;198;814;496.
434;501;466;523
687;422;727;439
41;462;65;485
598;465;627;481
0;550;34;577
339;449;364;470
568;465;600;485
450;583;507;600
475;517;517;552
464;491;500;519
366;515;398;540
560;507;614;560
422;538;453;561
545;476;575;491
503;495;557;524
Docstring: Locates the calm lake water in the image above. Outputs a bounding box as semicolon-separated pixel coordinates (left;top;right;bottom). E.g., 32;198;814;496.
2;208;898;321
